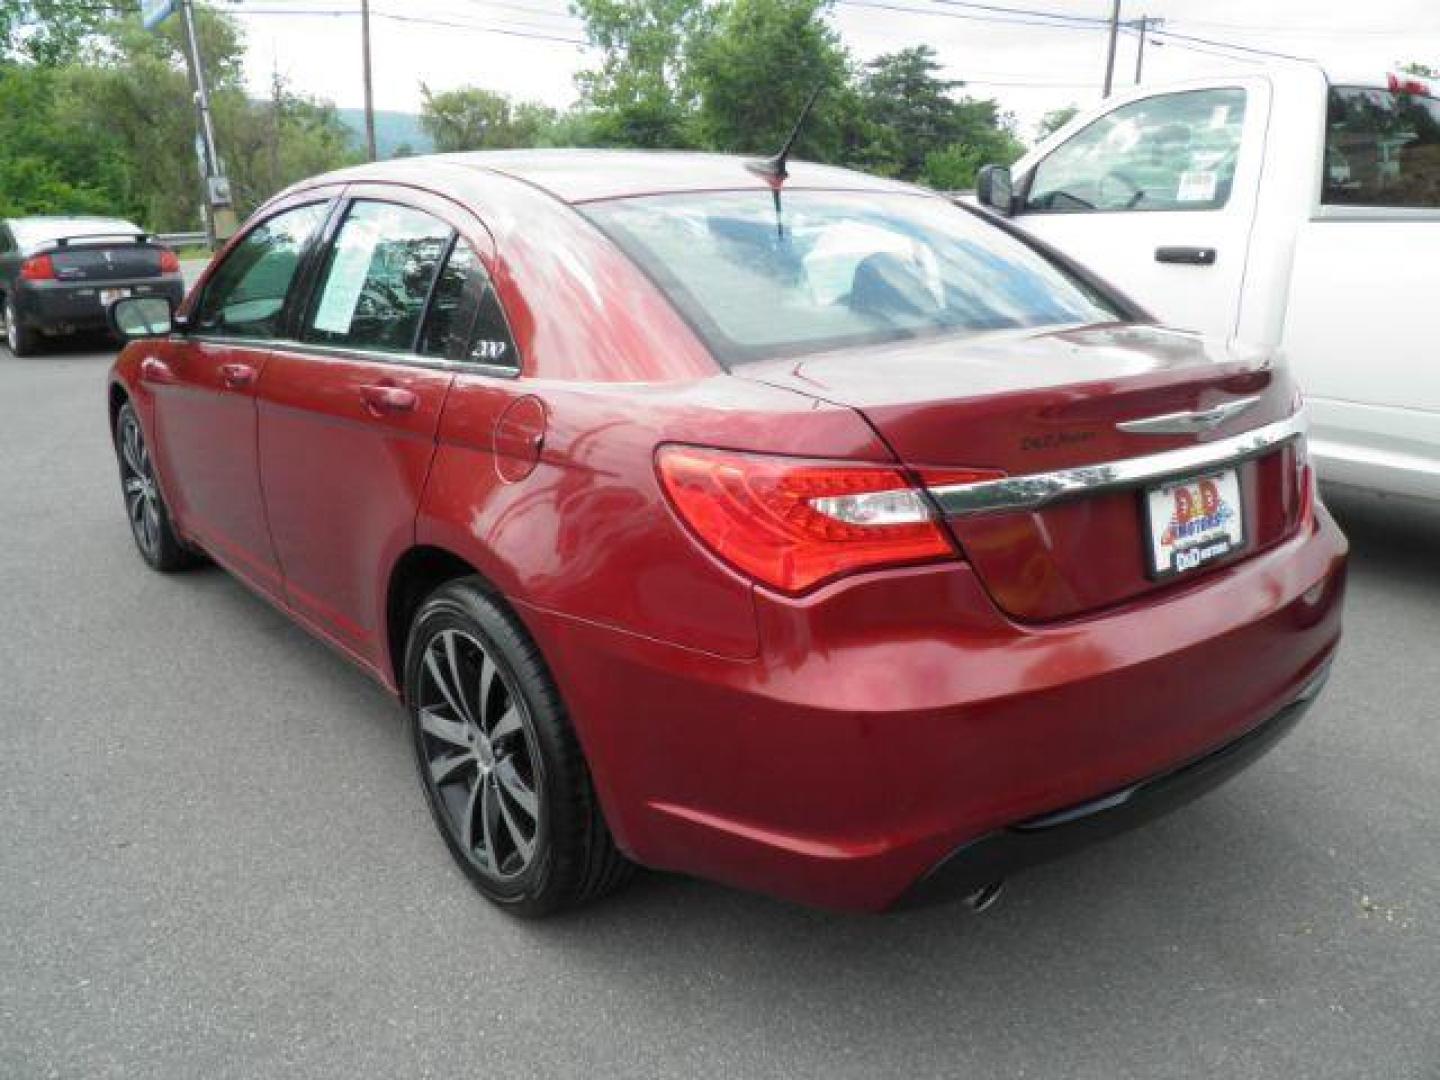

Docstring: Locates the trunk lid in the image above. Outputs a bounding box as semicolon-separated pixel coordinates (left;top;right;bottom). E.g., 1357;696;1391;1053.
49;241;163;282
736;323;1307;621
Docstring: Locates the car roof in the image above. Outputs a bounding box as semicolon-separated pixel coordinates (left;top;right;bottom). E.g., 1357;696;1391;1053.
306;149;925;206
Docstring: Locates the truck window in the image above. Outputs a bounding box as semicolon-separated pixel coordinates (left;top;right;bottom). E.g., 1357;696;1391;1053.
1024;88;1247;213
1324;86;1440;209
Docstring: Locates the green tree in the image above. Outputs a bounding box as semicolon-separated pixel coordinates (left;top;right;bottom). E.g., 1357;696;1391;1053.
420;85;563;151
1;0;108;65
421;85;517;151
860;46;964;180
919;143;980;190
688;0;850;160
571;0;711;147
1036;104;1079;141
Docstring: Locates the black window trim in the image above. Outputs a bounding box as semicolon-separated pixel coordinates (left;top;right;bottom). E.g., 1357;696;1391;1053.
188;196;339;344
189;191;523;379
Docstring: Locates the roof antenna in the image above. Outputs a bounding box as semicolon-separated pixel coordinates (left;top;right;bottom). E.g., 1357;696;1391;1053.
746;84;823;238
746;83;823;183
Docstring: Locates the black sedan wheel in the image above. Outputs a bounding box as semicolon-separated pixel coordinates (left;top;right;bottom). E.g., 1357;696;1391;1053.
405;579;633;916
3;298;39;357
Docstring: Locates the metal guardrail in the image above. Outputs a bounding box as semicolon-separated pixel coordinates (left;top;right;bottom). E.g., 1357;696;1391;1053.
154;231;209;249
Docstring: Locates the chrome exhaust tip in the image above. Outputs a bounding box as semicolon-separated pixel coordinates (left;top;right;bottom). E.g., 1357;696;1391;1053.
965;879;1005;913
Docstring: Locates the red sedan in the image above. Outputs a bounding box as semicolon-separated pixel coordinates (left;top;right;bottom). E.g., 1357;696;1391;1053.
106;151;1346;915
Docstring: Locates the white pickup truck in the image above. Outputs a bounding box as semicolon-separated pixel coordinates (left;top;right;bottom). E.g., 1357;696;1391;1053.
975;65;1440;501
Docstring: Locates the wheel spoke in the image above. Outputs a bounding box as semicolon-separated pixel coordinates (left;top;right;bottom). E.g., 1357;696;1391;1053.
477;654;498;730
460;775;484;861
480;777;501;868
418;707;471;750
429;750;472;786
495;756;537;819
424;635;474;727
121;426;142;476
126;490;145;524
496;780;534;863
142;502;159;552
489;706;521;742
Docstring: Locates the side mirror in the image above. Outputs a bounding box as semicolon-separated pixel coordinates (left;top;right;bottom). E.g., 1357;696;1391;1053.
109;296;175;341
976;164;1015;216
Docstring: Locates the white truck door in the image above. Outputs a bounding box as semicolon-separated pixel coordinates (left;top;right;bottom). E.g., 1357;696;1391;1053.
1008;80;1270;341
1283;80;1440;498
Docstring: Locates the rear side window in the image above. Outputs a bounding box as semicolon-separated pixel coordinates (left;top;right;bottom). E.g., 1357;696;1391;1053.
304;201;453;353
418;240;519;369
1324;86;1440;208
584;190;1121;365
1026;88;1248;213
193;202;328;339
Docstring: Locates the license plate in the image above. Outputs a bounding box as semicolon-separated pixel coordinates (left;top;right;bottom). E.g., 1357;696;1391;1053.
1143;469;1245;579
99;287;132;307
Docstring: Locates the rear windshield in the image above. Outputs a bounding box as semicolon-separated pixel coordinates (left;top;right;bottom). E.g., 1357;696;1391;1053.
9;217;141;251
1324;86;1440;208
582;191;1123;365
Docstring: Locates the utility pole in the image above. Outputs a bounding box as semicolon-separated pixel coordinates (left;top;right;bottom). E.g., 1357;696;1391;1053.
179;0;222;246
361;0;378;161
1102;0;1122;98
1134;15;1149;84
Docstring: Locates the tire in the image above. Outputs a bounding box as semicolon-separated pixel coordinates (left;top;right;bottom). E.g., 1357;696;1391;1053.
404;578;634;916
4;298;39;357
114;401;200;571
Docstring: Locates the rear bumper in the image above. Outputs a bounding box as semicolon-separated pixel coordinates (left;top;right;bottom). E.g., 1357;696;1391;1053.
892;663;1328;909
12;275;185;334
523;502;1347;912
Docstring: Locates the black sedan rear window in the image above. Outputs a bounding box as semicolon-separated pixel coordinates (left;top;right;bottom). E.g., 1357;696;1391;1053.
583;191;1121;365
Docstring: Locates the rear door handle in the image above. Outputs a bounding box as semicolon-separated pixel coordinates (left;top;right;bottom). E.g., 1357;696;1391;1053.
360;384;418;415
1155;246;1217;265
219;362;257;389
139;357;176;384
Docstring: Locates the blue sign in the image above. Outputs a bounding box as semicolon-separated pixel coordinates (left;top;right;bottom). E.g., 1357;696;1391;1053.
142;0;177;30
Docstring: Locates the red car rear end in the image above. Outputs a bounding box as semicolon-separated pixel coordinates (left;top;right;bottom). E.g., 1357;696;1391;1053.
108;153;1346;914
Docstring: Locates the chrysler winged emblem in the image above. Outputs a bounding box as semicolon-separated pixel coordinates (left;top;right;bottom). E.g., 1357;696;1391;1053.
1116;395;1261;436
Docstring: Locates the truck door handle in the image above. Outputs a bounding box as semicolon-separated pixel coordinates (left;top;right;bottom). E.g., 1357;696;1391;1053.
1155;246;1217;265
139;357;176;384
219;363;257;389
361;384;418;415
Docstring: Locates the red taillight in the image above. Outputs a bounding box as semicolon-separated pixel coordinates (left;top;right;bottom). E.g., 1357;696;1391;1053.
20;255;55;281
158;248;181;273
656;445;961;594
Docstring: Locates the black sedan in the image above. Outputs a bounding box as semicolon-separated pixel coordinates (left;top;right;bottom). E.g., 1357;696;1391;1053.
0;216;186;356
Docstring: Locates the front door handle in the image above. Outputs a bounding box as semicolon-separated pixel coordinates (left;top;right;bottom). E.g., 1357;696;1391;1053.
361;384;418;415
139;356;176;384
1155;246;1217;265
219;363;257;389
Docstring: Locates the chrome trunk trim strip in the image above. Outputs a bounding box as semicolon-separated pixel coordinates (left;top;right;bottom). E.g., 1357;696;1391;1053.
927;410;1306;517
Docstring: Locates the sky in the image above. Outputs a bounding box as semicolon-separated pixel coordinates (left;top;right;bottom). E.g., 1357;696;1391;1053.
226;0;1440;141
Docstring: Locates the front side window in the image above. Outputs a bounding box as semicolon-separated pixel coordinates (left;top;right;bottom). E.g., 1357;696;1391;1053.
193;202;328;339
1026;89;1248;213
584;191;1121;365
1324;85;1440;208
304;201;452;353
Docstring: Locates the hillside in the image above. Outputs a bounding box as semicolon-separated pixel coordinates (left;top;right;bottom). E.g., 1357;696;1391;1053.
335;109;433;158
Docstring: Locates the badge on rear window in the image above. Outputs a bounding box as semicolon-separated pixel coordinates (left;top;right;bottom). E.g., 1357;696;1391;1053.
1143;469;1245;579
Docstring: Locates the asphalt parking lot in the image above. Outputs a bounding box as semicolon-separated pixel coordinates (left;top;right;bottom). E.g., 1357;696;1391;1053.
1;342;1436;1080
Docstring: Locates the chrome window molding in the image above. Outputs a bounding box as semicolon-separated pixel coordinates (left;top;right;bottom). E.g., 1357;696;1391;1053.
928;410;1307;516
180;333;522;379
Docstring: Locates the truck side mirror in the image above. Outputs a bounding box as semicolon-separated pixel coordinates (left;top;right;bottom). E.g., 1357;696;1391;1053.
976;165;1015;216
